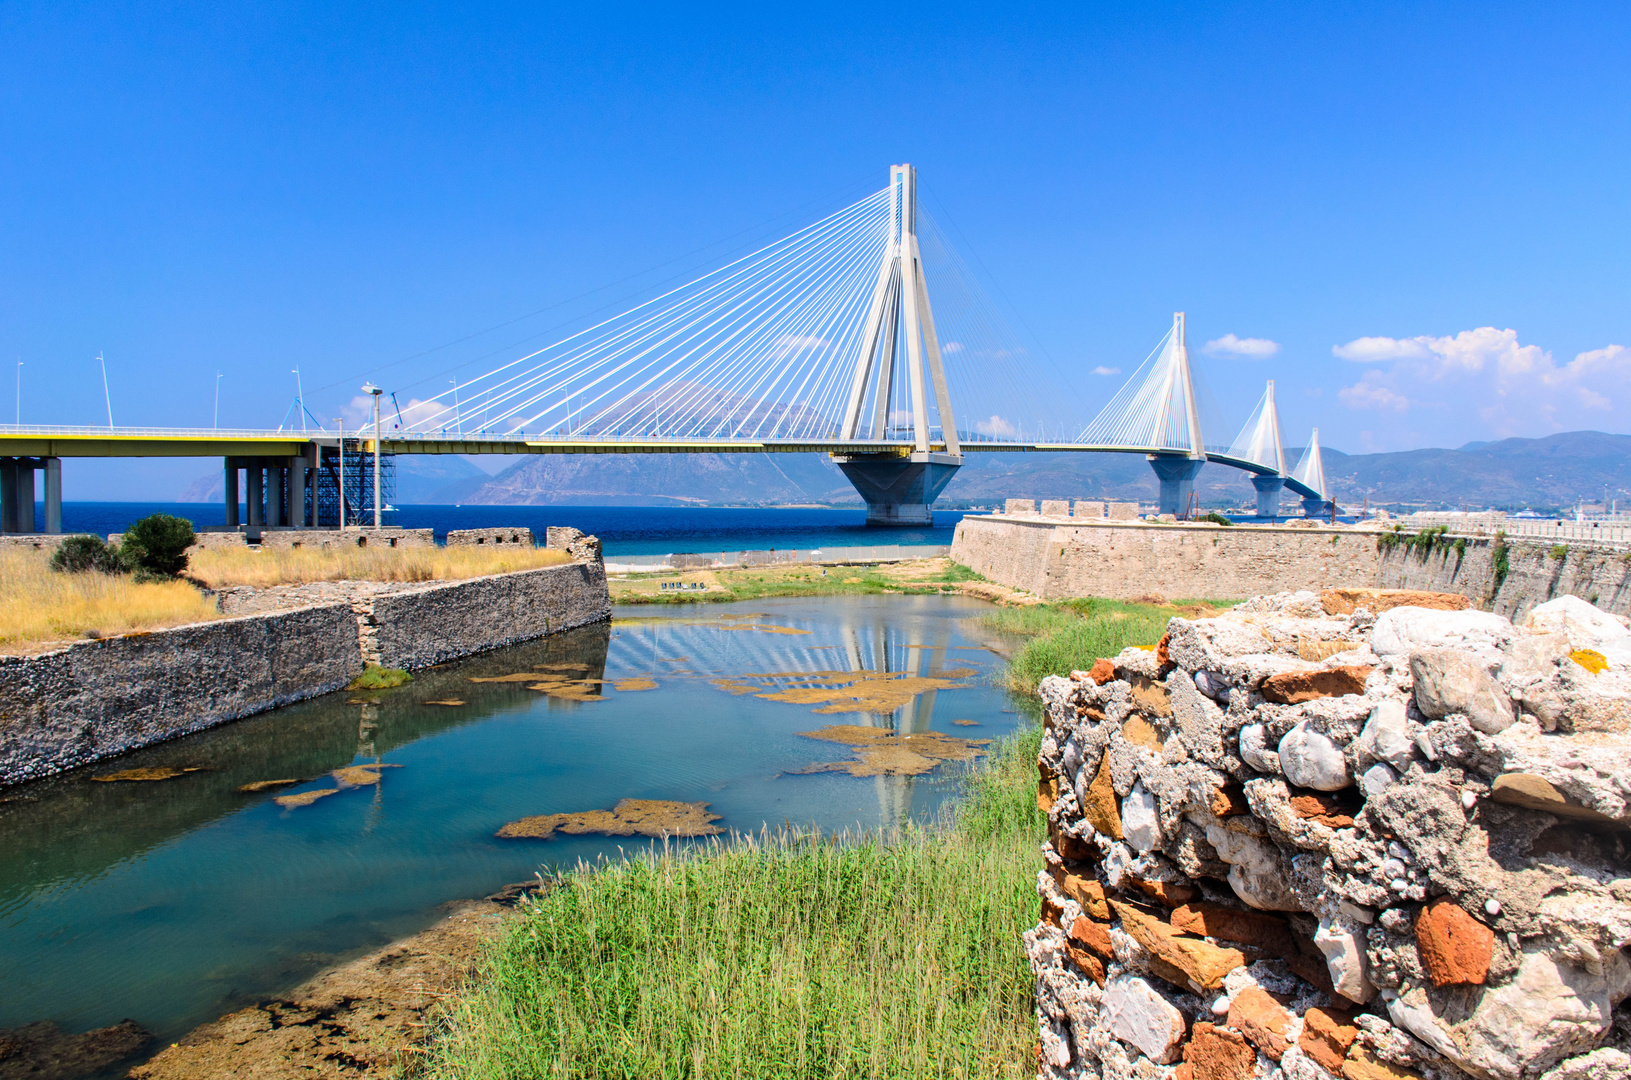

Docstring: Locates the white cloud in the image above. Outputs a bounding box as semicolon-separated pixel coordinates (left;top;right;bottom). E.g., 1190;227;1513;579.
1333;327;1547;386
1338;372;1410;413
1203;333;1280;359
942;341;964;354
974;414;1016;437
1091;365;1121;376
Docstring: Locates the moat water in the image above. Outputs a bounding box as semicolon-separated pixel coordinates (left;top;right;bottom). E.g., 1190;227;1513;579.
0;595;1031;1053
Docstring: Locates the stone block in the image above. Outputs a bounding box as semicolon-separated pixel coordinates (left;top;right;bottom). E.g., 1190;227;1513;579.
1101;974;1187;1063
1004;498;1036;516
1169;904;1295;955
1110;900;1248;991
1320;588;1470;615
1410;648;1515;734
1183;1021;1257;1080
1081;757;1123;839
1039;499;1070;518
1259;664;1372;704
1073;500;1105;519
1227;986;1293;1060
1107;500;1140;520
1299;1007;1358;1073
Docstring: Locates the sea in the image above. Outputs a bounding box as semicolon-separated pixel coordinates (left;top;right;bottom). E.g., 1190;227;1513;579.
51;503;966;556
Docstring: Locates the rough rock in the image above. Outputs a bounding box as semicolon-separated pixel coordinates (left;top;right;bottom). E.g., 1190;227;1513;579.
1370;607;1514;660
1183;1022;1258;1080
1321;589;1471;616
1299;1006;1359;1072
1123;782;1162;853
1261;665;1373;705
1410;649;1515;735
1279;721;1353;791
1101;974;1188;1063
1227;985;1294;1060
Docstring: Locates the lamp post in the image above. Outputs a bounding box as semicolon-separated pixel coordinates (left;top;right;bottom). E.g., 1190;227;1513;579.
362;384;383;529
214;372;222;429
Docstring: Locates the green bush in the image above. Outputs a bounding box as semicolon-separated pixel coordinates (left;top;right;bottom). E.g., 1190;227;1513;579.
1492;531;1511;591
120;514;196;577
51;535;119;574
348;665;413;689
1549;544;1569;562
1201;511;1234;527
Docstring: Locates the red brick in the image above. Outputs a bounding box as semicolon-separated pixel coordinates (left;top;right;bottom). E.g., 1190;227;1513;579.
1415;898;1494;986
1299;1007;1358;1073
1088;657;1117;684
1260;665;1372;704
1170;903;1295;955
1068;915;1115;960
1183;1022;1257;1080
1227;986;1293;1060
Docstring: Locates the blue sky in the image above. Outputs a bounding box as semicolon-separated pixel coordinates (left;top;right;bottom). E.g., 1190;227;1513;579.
3;3;1627;496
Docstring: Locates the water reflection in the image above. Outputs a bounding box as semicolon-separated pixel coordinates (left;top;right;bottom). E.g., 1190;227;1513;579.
0;595;1023;1053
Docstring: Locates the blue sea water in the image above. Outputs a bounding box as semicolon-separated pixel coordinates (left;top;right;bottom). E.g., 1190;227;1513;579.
50;503;965;555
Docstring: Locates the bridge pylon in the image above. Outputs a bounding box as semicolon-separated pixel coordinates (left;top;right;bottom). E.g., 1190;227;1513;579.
833;164;961;525
1142;312;1206;517
1291;427;1330;516
1228;380;1287;518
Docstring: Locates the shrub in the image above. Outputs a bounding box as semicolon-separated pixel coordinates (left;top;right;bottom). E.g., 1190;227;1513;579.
1549;543;1569;562
51;535;113;574
348;665;412;689
120;514;196;578
1201;511;1233;526
1492;531;1511;591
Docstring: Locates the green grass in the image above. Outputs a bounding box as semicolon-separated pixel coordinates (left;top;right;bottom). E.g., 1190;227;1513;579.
981;596;1227;693
347;664;413;690
421;720;1046;1080
615;560;988;605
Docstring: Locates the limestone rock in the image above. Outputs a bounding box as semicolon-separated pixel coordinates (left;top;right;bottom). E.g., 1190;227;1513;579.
1370;607;1514;661
1239;724;1281;774
1353;698;1415;772
1410;648;1515;735
1123;781;1162;853
1261;665;1373;705
1361;762;1397;800
1414;898;1494;987
1205;823;1301;911
1525;595;1631;652
1101;974;1188;1063
1279;721;1352;791
1450;947;1613;1080
1315;915;1376;1003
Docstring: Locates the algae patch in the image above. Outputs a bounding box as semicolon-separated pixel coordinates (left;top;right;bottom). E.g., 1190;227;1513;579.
730;666;978;715
333;763;402;787
613;678;658;692
93;766;205;782
425;699;468;706
239;778;305;793
793;726;991;777
496;799;723;840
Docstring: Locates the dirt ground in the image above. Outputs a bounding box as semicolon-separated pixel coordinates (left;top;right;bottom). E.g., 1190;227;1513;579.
609;556;1044;606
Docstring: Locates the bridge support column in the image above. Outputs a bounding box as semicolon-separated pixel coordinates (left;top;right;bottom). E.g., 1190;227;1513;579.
1148;456;1205;518
246;463;264;527
1251;475;1284;520
14;460;35;533
43;457;60;534
1302;496;1330;518
833;453;961;527
0;459;16;533
224;459;240;527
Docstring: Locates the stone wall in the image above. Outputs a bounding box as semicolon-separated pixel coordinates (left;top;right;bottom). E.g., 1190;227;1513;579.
950;516;1631;619
446;527;535;546
0;541;611;786
952;516;1385;602
0;604;361;786
369;559;611;670
1029;589;1631;1080
1377;535;1631;621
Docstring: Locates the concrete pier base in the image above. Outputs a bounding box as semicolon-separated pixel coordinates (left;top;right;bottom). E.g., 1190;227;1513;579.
833;453;961;526
1251;475;1285;519
1302;496;1330;518
1147;455;1205;518
0;457;56;534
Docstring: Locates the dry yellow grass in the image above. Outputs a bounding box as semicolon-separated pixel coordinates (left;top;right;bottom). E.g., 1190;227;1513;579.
188;543;572;589
0;549;221;652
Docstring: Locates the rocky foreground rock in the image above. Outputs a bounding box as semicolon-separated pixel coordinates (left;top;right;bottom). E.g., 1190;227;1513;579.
1030;589;1631;1080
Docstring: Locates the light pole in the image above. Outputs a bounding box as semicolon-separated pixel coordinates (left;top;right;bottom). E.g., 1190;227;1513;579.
362;384;383;529
214;372;222;429
98;352;113;430
14;360;21;424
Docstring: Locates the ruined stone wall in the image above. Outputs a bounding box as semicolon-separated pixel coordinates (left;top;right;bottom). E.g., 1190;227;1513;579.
369;559;611;670
0;603;362;786
0;542;611;786
1029;588;1631;1080
952;516;1384;601
1378;538;1631;622
446;527;536;546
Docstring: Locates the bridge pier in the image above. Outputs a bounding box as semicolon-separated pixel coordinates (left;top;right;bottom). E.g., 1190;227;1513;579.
1302;496;1331;518
1251;475;1284;519
833;453;961;527
1148;455;1205;518
0;457;58;534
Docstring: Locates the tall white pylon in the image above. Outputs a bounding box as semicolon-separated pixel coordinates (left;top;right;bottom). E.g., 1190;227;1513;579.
1228;379;1286;474
1076;312;1206;455
839;164;959;453
1291;427;1328;500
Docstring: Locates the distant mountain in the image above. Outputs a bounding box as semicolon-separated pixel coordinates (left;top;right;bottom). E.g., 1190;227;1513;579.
180;430;1631;513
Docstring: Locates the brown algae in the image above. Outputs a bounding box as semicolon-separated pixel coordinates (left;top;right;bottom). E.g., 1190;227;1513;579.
92;766;205;783
794;725;991;777
496;799;723;840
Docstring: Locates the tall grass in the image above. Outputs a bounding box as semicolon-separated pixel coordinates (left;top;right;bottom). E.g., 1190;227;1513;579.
188;544;571;589
0;549;219;651
422;722;1045;1080
982;597;1182;692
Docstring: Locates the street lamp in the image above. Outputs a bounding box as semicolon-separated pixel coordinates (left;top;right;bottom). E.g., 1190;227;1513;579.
362;384;384;529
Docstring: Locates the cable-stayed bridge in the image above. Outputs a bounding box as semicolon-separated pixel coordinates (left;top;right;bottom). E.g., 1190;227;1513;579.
0;164;1330;534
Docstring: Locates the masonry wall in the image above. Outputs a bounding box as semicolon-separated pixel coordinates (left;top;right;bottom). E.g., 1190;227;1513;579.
0;604;361;786
950;515;1631;618
0;553;611;786
369;559;611;669
951;516;1385;602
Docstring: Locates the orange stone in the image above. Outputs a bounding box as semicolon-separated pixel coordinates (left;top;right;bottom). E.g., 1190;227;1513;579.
1041;896;1064;928
1122;715;1165;750
1110;900;1248;991
1156;632;1172;668
1260;665;1372;704
1183;1022;1257;1080
1063;940;1106;985
1170;903;1296;955
1068;915;1115;960
1172;1065;1195;1080
1088;657;1117;684
1210;785;1251;816
1128;875;1200;907
1288;792;1357;828
1342;1046;1424;1080
1227;986;1293;1060
1320;588;1470;616
1050;819;1096;862
1299;1007;1358;1073
1053;869;1111;920
1415;898;1494;986
1081;758;1123;840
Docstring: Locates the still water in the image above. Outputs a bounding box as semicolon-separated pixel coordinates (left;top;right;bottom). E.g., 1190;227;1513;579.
0;595;1028;1048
